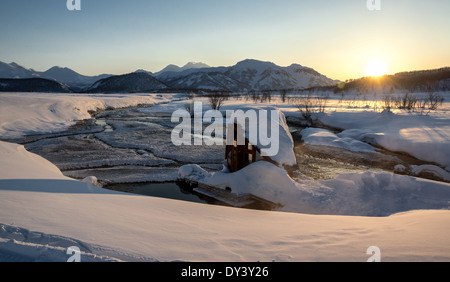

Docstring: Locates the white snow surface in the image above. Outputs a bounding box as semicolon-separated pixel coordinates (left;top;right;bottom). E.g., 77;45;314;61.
409;165;450;181
1;92;450;261
318;109;450;168
300;128;377;153
225;105;297;166
1;141;450;262
179;162;450;217
0;92;176;139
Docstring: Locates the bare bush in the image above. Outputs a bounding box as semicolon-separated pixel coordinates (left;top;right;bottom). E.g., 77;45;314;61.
382;95;393;112
389;93;419;112
251;92;260;103
207;93;227;110
316;93;330;113
184;102;194;117
396;93;418;111
417;97;428;115
383;92;444;115
296;93;329;123
426;92;444;111
296;93;315;123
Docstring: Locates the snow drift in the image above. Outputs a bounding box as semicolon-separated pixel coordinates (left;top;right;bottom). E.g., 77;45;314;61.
1;141;450;262
0;92;176;139
179;162;450;217
318;110;450;169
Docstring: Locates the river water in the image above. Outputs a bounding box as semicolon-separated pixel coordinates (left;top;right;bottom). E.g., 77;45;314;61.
3;99;433;209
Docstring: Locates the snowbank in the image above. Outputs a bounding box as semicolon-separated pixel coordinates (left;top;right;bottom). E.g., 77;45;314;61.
0;92;176;139
225;105;296;166
1;141;450;262
318;110;450;169
394;164;450;182
300;128;377;153
0;141;70;180
179;161;450;217
1;92;450;262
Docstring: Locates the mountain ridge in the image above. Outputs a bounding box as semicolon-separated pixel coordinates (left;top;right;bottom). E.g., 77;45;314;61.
154;62;211;76
1;62;448;93
0;62;113;88
154;59;339;92
86;72;168;93
0;59;338;92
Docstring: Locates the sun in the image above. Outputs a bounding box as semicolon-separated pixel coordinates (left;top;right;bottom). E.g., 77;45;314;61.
366;59;388;77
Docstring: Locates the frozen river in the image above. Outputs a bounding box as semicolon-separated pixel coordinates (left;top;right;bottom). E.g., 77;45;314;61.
4;99;433;209
11;103;227;205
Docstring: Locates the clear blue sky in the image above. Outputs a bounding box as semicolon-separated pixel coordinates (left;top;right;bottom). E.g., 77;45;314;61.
1;0;449;80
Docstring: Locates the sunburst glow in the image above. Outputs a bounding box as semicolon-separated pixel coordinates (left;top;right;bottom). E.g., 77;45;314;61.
366;60;388;77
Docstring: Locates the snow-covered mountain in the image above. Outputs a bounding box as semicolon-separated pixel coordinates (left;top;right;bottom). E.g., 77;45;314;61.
0;62;38;79
41;66;112;88
154;62;210;77
156;59;338;91
134;69;153;75
0;62;112;88
87;72;168;93
0;60;338;93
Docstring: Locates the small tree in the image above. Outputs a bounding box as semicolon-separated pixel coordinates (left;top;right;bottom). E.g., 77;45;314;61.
382;95;393;112
280;89;287;103
427;92;444;111
296;93;316;124
208;92;227;110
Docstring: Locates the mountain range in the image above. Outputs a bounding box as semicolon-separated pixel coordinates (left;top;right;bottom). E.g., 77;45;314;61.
0;61;111;89
155;59;339;92
0;60;339;93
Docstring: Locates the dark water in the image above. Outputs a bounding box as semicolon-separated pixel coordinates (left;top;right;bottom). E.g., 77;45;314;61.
105;182;223;206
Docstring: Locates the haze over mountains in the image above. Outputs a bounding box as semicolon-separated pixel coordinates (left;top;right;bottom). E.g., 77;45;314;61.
0;60;339;93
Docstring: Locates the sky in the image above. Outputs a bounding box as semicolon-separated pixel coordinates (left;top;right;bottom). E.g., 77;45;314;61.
0;0;449;81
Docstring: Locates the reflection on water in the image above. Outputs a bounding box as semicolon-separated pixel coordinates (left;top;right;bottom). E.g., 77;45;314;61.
105;181;276;211
106;182;203;203
105;182;224;206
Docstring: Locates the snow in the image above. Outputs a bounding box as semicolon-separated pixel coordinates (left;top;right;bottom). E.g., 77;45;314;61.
0;92;177;139
1;143;450;262
1;91;450;261
179;162;450;217
0;141;69;181
318;109;450;168
300;128;377;153
409;165;450;182
225;105;297;166
155;59;337;91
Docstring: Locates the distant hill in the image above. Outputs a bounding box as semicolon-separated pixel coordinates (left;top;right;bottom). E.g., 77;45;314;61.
0;61;113;88
41;66;112;88
0;78;71;93
337;67;450;93
86;72;169;93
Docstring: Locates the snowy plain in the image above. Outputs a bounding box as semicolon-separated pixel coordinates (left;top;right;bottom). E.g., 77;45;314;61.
0;92;179;139
0;91;450;262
